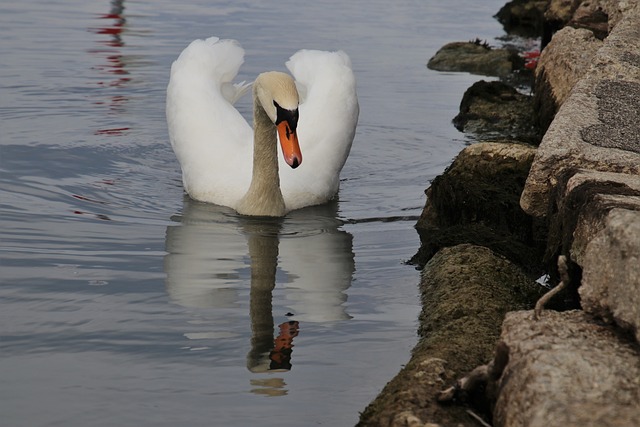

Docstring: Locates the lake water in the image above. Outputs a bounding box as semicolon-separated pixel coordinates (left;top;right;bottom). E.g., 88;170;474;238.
1;1;507;425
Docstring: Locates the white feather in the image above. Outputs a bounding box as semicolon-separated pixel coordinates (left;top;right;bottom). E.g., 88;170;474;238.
166;37;359;213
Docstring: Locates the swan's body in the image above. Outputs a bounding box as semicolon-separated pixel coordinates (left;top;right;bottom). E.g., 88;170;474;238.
166;37;359;216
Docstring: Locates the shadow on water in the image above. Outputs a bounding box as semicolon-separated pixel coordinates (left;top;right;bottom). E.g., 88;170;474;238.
164;196;354;392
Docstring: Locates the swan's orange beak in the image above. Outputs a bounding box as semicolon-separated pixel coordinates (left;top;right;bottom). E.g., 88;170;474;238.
277;121;302;169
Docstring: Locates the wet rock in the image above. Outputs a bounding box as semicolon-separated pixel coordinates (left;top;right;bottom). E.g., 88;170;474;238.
580;208;640;342
495;0;550;37
493;310;640;427
357;244;544;427
452;81;540;143
521;4;640;218
534;26;602;132
413;142;546;276
427;41;524;77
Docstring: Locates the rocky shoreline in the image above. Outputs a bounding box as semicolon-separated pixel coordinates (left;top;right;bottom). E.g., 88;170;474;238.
358;1;640;426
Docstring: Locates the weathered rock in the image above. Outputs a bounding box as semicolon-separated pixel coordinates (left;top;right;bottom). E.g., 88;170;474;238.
570;0;634;35
545;0;582;24
564;170;640;265
580;208;640;342
427;41;523;77
543;0;581;47
569;0;611;39
534;26;602;132
358;245;544;427
363;3;640;426
493;310;640;427
452;81;540;143
418;143;537;230
542;169;640;268
521;3;640;218
542;0;632;47
413;142;546;276
495;0;550;37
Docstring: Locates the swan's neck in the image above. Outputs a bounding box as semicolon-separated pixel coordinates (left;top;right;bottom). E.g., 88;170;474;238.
236;98;286;216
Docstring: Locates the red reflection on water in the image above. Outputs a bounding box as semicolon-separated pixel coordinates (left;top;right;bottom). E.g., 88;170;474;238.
90;1;126;47
72;187;111;220
94;26;124;37
89;0;131;122
269;321;300;371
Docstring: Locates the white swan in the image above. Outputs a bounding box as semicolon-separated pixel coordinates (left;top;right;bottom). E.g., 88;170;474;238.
166;37;359;216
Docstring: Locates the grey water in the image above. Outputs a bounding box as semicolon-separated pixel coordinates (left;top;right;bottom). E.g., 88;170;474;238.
1;1;507;425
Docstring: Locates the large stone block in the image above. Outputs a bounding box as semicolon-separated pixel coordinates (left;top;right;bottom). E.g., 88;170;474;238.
564;170;640;265
494;310;640;427
580;208;640;341
521;3;640;217
534;26;602;131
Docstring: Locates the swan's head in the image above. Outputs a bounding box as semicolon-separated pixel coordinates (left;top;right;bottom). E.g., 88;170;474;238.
255;71;302;169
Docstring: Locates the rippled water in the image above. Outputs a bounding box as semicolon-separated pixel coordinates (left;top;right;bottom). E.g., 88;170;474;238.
1;1;506;425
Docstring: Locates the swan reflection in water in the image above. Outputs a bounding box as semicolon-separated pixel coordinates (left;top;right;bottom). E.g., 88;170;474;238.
164;195;354;388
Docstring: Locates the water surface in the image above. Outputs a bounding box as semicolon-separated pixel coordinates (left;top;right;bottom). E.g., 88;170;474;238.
1;1;507;425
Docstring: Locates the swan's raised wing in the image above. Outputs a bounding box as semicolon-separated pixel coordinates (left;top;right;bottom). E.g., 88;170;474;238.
166;37;253;207
280;50;359;210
